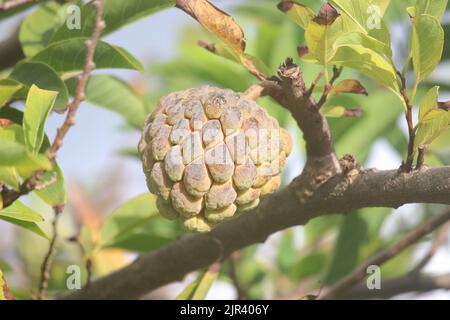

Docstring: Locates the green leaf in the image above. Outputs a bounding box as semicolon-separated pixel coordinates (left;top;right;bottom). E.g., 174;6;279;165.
31;39;144;73
176;264;220;300
49;0;176;44
303;18;344;66
8;61;69;111
324;212;368;284
330;44;400;95
329;0;392;49
411;14;444;84
0;126;52;179
277;1;315;29
0;201;49;240
34;164;66;206
23;85;58;153
0;79;22;108
66;75;147;129
0;200;43;222
19;2;67;57
415;0;448;21
415;110;450;148
100;193;162;249
418;86;439;122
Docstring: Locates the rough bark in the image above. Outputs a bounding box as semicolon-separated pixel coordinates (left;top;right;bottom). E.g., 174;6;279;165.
60;166;450;300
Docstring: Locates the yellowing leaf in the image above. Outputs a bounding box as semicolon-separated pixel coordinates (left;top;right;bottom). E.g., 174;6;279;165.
415;110;450;148
411;14;444;84
180;0;245;54
323;105;346;118
277;1;315;29
303;17;344;66
330;44;400;94
418;86;439;122
331;79;368;96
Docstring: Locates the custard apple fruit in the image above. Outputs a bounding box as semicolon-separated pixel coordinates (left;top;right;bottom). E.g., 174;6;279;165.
139;86;292;232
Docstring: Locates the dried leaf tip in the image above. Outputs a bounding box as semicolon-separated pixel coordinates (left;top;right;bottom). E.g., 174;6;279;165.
313;3;340;25
277;1;294;12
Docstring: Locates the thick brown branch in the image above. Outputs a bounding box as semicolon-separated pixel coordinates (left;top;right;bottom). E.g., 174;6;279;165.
59;166;450;300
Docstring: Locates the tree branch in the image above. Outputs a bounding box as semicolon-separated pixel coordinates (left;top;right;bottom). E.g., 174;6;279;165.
320;208;450;299
59;166;450;300
340;272;450;299
1;0;106;209
0;0;39;12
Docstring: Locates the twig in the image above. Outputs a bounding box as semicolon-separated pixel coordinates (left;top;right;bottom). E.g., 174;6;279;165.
341;272;450;299
37;204;64;300
0;0;39;11
197;40;267;81
397;71;416;172
47;0;106;161
410;219;450;274
306;71;324;97
228;253;247;300
320;208;450;299
36;0;106;299
0;0;106;209
415;145;427;171
316;66;343;109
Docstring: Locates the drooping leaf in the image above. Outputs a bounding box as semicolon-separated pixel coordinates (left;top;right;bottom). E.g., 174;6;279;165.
179;0;245;54
289;252;327;281
31;39;144;73
0;201;49;239
176;263;220;300
66;75;147;129
277;1;315;29
19;2;67;57
49;0;176;44
330;79;368;96
23;85;58;153
8;61;69;111
411;14;444;84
